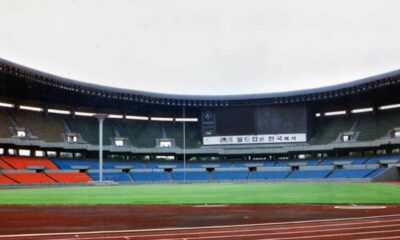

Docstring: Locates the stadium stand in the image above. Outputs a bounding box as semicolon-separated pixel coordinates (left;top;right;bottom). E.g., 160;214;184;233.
130;170;170;182
287;170;331;179
46;172;92;183
0;156;58;170
0;174;16;184
212;169;249;180
0;111;12;138
0;159;14;170
328;169;375;179
65;117;114;145
1;58;400;184
0;155;396;184
252;170;291;180
164;122;202;148
309;116;355;145
172;170;209;181
88;171;131;182
356;110;400;141
3;172;55;184
10;111;65;142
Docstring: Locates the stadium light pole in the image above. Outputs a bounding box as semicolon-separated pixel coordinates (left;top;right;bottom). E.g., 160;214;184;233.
95;114;108;182
183;105;186;183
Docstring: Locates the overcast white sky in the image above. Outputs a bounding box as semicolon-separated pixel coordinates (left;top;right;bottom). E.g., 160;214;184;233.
1;0;400;95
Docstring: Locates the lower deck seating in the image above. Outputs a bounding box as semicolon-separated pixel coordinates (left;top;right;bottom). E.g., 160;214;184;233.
0;174;16;184
212;170;249;180
131;171;169;181
4;173;55;184
88;172;131;182
328;169;374;179
53;159;146;170
0;156;394;184
252;171;290;180
47;172;92;183
288;170;331;179
173;171;209;181
1;156;58;170
367;168;386;178
0;159;14;170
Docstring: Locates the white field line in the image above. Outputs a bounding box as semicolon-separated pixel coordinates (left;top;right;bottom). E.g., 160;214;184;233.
45;222;400;240
1;213;400;239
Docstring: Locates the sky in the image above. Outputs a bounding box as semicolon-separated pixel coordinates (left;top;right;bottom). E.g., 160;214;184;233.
0;0;400;95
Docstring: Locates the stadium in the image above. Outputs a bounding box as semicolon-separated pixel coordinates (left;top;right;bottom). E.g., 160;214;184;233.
0;57;400;239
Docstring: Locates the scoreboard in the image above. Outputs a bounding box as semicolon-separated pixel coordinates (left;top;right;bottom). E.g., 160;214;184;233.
202;104;308;145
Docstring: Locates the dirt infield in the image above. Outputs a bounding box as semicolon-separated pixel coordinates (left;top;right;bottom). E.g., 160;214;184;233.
0;204;400;239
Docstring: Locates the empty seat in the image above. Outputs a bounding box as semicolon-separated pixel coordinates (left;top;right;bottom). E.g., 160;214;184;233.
88;172;132;182
1;156;58;170
212;170;248;180
328;169;374;178
0;174;16;184
252;171;290;180
287;170;331;179
47;172;92;183
4;173;55;184
131;172;169;182
173;171;209;181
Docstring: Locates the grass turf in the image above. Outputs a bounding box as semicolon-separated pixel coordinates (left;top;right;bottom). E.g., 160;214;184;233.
0;182;399;205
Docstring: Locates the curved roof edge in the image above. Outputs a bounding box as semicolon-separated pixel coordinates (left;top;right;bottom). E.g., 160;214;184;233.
1;57;400;101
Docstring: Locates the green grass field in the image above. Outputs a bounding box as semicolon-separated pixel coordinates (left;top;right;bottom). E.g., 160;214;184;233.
0;182;399;205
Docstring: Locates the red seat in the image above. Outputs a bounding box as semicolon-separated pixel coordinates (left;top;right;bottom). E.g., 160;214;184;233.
4;173;55;184
47;172;92;183
0;156;58;170
0;159;14;170
0;174;16;184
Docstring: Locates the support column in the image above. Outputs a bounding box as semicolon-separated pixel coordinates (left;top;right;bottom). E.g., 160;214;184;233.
95;114;108;182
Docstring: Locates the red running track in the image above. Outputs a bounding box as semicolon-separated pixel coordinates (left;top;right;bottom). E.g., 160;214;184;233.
1;213;400;240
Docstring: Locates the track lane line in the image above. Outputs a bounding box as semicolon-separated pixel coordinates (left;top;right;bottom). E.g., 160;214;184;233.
2;214;400;239
23;218;400;240
257;229;400;240
41;223;400;240
358;237;400;240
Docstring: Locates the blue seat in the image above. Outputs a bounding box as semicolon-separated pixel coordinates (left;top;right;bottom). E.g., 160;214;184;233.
287;170;331;179
173;171;209;181
131;171;169;181
212;170;248;180
328;169;374;178
88;172;132;182
252;171;290;180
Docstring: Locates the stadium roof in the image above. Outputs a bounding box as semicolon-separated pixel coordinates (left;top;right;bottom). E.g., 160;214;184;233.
1;57;400;107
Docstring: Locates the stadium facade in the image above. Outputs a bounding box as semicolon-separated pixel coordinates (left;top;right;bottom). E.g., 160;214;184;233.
0;58;400;184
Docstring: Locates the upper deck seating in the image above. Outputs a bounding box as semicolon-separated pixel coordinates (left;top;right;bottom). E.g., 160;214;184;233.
11;111;65;142
356;110;400;141
0;111;12;138
309;116;355;144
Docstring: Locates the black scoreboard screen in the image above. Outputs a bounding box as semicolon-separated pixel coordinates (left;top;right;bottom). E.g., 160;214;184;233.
202;104;308;145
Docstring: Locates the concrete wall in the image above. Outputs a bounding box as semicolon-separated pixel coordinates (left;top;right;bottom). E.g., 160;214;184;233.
373;167;400;182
